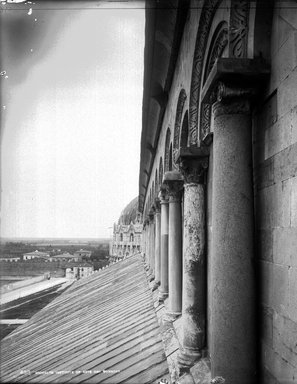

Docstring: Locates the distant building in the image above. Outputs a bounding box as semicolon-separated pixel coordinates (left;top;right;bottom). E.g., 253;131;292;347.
63;262;94;280
109;197;143;262
0;256;20;262
73;249;92;259
51;252;82;262
23;250;50;261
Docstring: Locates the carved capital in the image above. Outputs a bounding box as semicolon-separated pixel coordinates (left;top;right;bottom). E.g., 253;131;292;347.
176;147;209;185
164;180;183;202
179;157;208;184
216;81;256;103
163;171;184;203
158;187;168;204
210;81;257;118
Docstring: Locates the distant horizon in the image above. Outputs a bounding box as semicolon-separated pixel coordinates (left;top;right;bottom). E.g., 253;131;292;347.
0;236;110;241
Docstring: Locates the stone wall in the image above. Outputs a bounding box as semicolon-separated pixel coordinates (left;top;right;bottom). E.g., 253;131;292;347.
142;1;297;381
253;4;297;382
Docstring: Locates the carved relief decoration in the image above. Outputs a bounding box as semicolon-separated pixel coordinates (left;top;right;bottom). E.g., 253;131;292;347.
189;0;250;144
189;0;222;145
164;128;171;172
164;180;184;202
201;23;228;140
229;0;250;58
204;22;228;84
169;143;173;171
180;111;189;148
178;157;209;184
173;89;187;163
159;157;164;187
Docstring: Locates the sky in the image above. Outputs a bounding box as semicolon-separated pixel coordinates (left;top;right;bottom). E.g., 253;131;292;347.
0;0;145;239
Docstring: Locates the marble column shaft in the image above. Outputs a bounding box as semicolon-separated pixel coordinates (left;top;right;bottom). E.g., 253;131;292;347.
154;199;161;284
211;94;256;383
159;189;169;300
164;171;183;316
149;211;155;276
177;150;209;367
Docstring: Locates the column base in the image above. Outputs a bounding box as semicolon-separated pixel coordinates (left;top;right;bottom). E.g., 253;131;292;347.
178;348;202;369
149;274;155;282
151;281;160;292
164;311;181;322
177;372;196;384
210;377;226;384
158;291;168;302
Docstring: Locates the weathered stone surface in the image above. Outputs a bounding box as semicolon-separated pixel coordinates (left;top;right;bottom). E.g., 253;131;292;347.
273;142;297;183
255;180;291;229
261;306;274;348
278;67;297;119
273;227;297;266
261;367;278;384
291;175;297;227
264;116;292;160
190;358;211;384
211;98;256;382
272;264;290;315
271;31;297;88
273;313;297;369
260;261;274;307
256;229;273;262
262;343;297;383
288;267;297;323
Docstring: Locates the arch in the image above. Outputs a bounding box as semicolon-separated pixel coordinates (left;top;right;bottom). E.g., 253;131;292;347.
201;20;228;140
173;89;187;162
164;128;171;172
180;110;189;148
169;143;173;171
155;169;158;196
189;0;250;145
188;0;222;145
203;21;228;85
159;157;164;187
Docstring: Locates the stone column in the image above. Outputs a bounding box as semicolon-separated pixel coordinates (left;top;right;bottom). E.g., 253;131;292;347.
176;148;209;368
144;218;149;268
210;82;256;383
149;209;155;279
158;188;169;301
153;198;161;290
163;171;184;317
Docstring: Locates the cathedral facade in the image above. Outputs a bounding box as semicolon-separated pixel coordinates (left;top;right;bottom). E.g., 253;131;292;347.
109;197;143;262
139;1;297;383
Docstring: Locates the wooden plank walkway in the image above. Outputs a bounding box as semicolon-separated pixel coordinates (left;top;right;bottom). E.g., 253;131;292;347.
0;255;169;383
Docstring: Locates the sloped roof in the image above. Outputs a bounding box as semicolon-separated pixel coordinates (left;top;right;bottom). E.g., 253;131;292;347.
23;251;49;256
0;255;169;383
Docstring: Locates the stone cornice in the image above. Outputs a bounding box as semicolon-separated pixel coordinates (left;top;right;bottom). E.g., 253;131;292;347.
138;1;190;214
